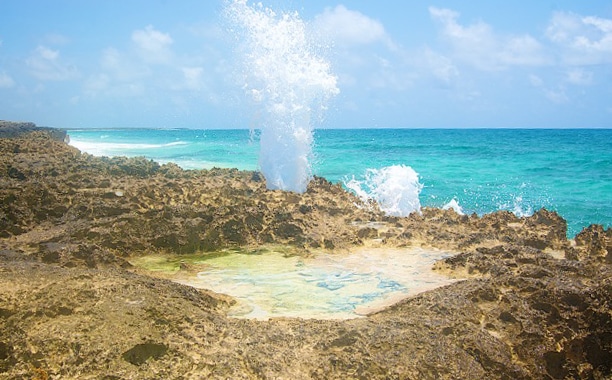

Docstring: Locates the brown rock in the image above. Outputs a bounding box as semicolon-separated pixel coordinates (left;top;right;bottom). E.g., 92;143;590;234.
0;126;610;379
575;224;611;260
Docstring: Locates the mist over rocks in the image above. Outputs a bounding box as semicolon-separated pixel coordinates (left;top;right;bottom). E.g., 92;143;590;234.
0;127;611;379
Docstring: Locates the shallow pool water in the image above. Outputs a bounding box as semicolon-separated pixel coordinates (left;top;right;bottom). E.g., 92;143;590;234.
138;247;458;320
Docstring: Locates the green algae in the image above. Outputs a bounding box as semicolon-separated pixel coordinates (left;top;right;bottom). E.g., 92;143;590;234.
130;245;301;274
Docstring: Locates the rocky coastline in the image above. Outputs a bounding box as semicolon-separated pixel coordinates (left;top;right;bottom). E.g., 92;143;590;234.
0;122;610;379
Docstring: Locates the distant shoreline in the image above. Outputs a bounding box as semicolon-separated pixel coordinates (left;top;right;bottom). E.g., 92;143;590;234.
0;120;68;142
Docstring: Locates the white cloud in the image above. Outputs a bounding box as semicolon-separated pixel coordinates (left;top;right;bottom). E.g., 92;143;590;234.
313;5;392;48
546;12;580;44
311;5;410;93
544;87;569;104
181;67;204;90
423;48;459;86
429;7;548;70
89;28;217;103
529;74;544;87
367;56;415;91
84;73;110;95
497;35;546;66
429;6;495;67
26;45;78;81
101;47;121;69
546;12;612;64
100;47;151;81
131;25;174;63
0;71;15;88
84;47;151;98
529;74;570;104
37;45;59;61
565;68;593;85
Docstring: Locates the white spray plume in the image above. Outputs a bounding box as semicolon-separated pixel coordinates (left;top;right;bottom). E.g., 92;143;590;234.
225;0;339;193
345;165;423;217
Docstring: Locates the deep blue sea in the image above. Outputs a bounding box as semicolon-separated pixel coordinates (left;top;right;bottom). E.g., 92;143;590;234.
68;128;611;238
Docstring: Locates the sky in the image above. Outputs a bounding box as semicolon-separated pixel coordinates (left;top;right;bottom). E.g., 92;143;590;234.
1;0;611;129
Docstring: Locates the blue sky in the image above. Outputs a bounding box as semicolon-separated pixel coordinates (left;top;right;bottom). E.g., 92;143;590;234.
1;0;611;129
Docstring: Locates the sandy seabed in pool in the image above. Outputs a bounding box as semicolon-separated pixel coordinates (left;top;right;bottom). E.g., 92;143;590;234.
137;247;459;320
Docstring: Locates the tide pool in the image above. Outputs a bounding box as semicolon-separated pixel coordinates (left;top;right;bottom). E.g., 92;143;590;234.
132;247;458;320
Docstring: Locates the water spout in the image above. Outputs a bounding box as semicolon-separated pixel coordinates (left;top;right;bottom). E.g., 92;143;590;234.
225;0;339;192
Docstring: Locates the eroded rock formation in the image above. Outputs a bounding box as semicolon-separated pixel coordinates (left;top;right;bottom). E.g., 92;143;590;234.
0;123;610;379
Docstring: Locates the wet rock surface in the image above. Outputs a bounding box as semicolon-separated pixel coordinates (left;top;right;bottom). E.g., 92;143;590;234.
0;125;610;379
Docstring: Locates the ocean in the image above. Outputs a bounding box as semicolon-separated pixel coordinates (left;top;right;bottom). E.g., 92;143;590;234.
68;128;611;238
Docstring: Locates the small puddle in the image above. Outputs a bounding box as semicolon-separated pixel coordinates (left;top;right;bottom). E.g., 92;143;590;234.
132;247;458;320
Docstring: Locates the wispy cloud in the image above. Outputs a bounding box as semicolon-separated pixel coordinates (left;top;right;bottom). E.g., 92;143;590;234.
429;7;549;70
423;48;459;87
313;5;393;49
100;47;151;81
26;45;79;81
529;74;544;87
83;73;110;95
0;71;15;88
83;23;225;110
529;74;569;104
544;87;569;104
312;5;411;93
131;25;174;64
180;66;205;91
546;12;612;65
565;68;593;85
84;47;151;98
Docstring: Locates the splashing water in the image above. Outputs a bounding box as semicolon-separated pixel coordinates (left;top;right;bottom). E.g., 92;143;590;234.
345;165;423;217
443;198;464;215
225;0;339;193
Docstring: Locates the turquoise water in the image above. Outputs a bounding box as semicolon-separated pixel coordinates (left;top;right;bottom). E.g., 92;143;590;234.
68;128;612;237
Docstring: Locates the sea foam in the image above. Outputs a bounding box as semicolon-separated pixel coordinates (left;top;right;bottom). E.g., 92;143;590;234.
225;0;339;193
443;198;464;215
69;140;188;157
345;165;423;217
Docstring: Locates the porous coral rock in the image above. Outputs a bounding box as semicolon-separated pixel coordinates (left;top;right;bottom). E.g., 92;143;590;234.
0;123;610;379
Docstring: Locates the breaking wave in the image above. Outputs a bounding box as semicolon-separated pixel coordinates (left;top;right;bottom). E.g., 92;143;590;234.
345;165;423;217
